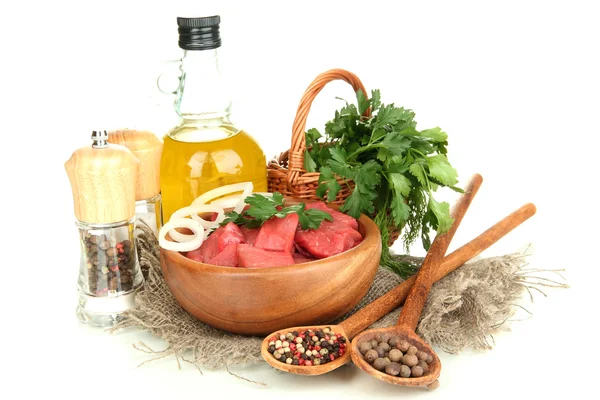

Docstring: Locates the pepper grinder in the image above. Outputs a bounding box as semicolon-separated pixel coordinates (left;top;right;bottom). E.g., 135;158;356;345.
107;129;164;236
65;130;144;327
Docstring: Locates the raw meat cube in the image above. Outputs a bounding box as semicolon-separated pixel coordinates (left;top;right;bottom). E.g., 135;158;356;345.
187;222;245;262
294;220;363;259
185;246;204;262
237;244;294;268
294;228;347;258
218;222;245;251
201;229;222;261
240;226;260;246
306;202;359;230
322;220;363;248
255;213;299;253
206;243;239;267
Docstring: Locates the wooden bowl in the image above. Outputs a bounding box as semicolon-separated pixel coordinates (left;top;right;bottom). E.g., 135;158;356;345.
160;206;382;336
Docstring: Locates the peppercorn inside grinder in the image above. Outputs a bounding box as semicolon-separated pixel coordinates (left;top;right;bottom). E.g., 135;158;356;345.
107;129;164;237
65;130;144;327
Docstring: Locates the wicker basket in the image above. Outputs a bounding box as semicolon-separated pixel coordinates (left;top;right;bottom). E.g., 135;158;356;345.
267;69;401;246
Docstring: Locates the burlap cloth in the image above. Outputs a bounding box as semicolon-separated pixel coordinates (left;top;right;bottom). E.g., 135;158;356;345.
113;223;567;370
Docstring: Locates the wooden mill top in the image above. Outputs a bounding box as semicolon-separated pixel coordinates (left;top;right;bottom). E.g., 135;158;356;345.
108;129;163;201
65;131;140;224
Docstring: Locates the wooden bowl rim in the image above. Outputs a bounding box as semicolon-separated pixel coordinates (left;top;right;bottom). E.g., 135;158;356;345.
161;202;381;275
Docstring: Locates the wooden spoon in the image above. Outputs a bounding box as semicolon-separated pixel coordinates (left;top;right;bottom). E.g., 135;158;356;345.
262;183;536;376
350;174;482;388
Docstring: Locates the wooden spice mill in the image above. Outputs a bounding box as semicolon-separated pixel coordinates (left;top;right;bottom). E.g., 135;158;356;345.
65;130;145;326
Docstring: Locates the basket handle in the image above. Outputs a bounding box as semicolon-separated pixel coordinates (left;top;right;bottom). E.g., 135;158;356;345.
287;69;369;185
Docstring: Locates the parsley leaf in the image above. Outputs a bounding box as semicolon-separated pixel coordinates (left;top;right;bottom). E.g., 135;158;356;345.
304;149;317;172
305;128;322;144
371;89;382;112
408;162;427;186
329;147;347;164
316;166;342;202
357;89;370;115
301;208;334;229
222;193;332;230
374;104;404;130
244;194;279;220
389;173;411;196
428;196;453;233
427;155;458;187
420;127;447;142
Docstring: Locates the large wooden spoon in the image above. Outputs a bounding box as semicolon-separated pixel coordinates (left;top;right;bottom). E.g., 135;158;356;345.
350;174;482;388
262;186;535;376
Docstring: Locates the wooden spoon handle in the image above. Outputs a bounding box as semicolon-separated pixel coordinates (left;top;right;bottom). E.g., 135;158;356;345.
339;202;535;338
397;174;483;331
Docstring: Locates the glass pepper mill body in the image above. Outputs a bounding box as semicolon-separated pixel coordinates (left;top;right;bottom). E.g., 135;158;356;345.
108;129;164;237
65;130;144;327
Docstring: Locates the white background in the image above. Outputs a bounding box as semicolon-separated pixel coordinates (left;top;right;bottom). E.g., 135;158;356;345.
1;0;598;399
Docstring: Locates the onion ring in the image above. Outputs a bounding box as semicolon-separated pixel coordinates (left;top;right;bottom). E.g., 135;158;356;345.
159;218;204;252
191;182;253;207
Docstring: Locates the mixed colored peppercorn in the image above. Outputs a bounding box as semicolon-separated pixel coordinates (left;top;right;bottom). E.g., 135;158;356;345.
82;231;136;296
358;333;433;378
267;327;347;366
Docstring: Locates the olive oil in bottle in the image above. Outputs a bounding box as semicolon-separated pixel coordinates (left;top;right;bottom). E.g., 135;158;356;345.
160;16;267;221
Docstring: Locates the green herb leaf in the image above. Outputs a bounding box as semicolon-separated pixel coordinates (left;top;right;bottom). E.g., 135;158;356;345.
374;104;404;130
341;189;372;218
316;166;342;202
271;192;285;207
427;155;459;187
244;194;279;220
329;147;347;164
327;159;355;180
301;208;334;230
420;127;448;142
371;128;387;144
306;128;322;145
304;149;317;172
428;196;453;233
356;89;370;115
371;89;381;112
389;173;412;196
341;160;381;217
381;132;412;157
408;163;427;186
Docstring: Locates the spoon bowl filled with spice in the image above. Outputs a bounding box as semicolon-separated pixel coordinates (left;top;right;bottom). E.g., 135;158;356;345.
261;326;352;374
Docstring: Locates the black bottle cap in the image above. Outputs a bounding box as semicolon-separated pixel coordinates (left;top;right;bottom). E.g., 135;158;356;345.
177;16;221;50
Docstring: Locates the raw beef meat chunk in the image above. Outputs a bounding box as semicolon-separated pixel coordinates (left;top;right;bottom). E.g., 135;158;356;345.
237;244;295;268
255;213;299;253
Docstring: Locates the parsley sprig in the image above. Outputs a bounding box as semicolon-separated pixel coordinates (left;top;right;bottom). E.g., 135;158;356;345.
222;192;333;230
305;89;462;277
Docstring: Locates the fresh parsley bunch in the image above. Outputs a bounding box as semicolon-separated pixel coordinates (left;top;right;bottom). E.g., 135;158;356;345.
305;89;462;276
